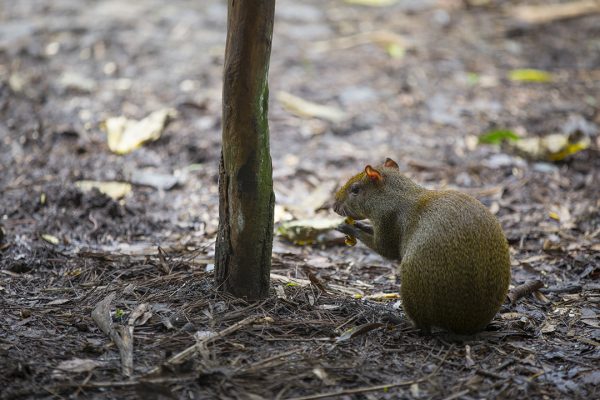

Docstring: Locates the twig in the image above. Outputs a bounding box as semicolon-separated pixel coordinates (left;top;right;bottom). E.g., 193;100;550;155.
146;315;258;375
240;348;304;373
91;293;134;376
507;280;544;304
476;368;509;380
284;345;454;400
283;379;424;400
539;284;581;294
442;389;470;400
43;374;198;392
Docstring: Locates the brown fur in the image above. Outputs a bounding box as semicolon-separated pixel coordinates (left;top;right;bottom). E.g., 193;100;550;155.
334;161;511;334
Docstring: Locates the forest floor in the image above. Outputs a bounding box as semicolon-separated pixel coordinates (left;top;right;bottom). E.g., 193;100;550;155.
1;0;599;399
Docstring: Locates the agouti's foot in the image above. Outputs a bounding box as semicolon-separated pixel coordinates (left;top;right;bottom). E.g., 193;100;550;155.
336;223;358;237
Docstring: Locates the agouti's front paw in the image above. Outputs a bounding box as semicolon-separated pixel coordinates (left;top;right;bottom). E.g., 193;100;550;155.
335;223;358;237
335;223;358;246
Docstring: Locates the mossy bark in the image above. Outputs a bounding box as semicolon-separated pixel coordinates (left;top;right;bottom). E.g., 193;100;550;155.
215;0;276;300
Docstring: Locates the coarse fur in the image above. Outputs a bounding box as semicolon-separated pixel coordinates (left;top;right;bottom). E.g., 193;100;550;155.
334;159;511;334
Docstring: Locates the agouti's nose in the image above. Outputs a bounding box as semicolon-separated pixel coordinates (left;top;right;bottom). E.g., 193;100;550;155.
333;201;343;215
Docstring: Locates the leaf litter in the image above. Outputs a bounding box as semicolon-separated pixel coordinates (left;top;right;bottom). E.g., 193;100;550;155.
1;0;599;399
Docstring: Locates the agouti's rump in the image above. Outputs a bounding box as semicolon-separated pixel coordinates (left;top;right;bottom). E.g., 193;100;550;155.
400;191;510;334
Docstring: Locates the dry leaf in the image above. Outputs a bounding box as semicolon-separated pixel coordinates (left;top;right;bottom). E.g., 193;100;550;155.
312;30;408;56
363;292;401;301
103;108;177;154
47;298;70;306
276;218;343;245
509;1;600;25
75;180;132;200
277;91;347;124
510;133;590;161
336;322;384;342
465;345;475;368
541;322;556;334
41;233;60;245
128;303;152;327
130;169;179;190
312;367;335;385
275;285;287;300
53;358;106;377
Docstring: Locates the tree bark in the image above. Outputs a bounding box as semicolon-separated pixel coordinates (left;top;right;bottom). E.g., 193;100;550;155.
215;0;276;300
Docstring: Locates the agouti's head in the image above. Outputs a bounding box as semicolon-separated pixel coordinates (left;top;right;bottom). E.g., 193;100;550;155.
334;157;408;220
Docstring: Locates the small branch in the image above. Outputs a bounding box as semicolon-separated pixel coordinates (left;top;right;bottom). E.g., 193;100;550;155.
146;315;258;375
476;368;509;380
91;293;133;376
507;280;544;305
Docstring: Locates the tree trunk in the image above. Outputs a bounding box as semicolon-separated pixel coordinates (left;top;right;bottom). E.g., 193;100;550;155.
215;0;276;300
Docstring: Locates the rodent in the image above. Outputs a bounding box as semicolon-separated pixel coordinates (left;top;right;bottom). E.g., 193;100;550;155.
333;158;511;334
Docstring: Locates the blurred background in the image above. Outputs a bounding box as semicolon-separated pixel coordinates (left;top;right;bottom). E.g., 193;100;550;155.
1;0;598;259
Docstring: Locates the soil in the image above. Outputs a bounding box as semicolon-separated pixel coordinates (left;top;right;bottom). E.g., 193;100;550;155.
1;0;599;399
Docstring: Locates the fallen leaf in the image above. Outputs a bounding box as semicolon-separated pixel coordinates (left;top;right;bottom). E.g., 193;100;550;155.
509;1;600;25
275;285;287;300
510;132;590;161
53;358;106;378
541;322;556;333
336;322;384;342
103;108;177;154
312;30;408;57
130;169;179;190
128;303;152;327
581;319;600;328
478;129;521;145
363;292;401;301
276;218;343;245
508;69;553;83
277;91;346;124
312;367;335;385
465;345;475;368
75;180;132;200
47;299;70;306
41;234;60;245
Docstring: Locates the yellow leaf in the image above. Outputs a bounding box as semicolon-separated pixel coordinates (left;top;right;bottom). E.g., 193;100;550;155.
75;180;132;200
277;92;346;124
508;69;553;83
42;234;60;245
548;212;560;221
345;235;357;246
548;140;589;161
364;292;401;301
386;43;405;59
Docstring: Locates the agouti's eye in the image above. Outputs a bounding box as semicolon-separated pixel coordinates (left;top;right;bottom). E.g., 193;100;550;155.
350;184;360;195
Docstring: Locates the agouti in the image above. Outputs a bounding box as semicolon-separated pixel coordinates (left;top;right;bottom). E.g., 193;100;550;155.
334;158;511;334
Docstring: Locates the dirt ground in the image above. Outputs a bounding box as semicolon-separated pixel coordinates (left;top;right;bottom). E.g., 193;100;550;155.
1;0;599;399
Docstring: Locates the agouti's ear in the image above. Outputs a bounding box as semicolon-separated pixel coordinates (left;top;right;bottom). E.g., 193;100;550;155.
365;165;382;182
384;158;399;170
